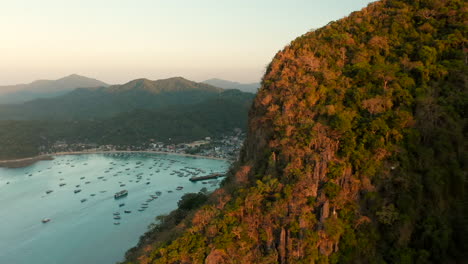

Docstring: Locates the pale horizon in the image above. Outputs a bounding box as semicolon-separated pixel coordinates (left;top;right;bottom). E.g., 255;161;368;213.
0;0;374;86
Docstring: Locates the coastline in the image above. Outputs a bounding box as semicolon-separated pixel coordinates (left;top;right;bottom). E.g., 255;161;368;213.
0;150;231;169
0;155;54;168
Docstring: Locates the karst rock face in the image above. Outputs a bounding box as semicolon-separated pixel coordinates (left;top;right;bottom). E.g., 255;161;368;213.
125;0;467;263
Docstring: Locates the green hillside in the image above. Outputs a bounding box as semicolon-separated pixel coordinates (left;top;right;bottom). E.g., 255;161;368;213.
0;77;223;120
0;89;254;159
122;0;467;263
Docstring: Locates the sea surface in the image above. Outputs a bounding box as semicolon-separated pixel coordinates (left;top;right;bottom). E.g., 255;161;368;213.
0;153;229;264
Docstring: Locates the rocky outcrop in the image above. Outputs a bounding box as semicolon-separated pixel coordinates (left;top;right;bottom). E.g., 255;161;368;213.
123;0;467;263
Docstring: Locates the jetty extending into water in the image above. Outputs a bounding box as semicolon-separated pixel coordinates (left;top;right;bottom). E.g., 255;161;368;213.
189;173;223;182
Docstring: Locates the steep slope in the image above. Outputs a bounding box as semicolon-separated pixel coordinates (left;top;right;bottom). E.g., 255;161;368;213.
123;0;467;263
0;74;108;103
0;77;223;120
203;78;260;93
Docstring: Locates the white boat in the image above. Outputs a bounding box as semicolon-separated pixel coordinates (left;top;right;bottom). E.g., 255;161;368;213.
42;218;51;223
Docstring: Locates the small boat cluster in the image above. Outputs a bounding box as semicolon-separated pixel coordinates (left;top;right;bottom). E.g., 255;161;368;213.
10;155;227;225
169;166;207;178
112;189;165;224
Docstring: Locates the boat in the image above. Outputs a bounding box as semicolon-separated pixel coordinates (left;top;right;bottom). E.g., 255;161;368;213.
46;190;53;194
189;173;223;182
119;203;125;207
81;199;87;203
113;216;121;220
114;222;120;225
113;212;120;215
74;189;81;194
59;183;66;187
42;218;51;223
124;210;131;214
114;190;128;199
176;186;183;190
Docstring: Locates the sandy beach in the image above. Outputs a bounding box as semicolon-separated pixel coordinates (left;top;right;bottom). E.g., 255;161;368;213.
0;150;230;168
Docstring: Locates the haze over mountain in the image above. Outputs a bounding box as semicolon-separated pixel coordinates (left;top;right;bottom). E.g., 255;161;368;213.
203;78;260;93
0;74;108;104
0;77;226;120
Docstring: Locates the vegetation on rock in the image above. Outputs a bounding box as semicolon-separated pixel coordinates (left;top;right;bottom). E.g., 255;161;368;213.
122;0;467;263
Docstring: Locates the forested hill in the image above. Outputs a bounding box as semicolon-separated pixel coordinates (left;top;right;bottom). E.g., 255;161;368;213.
0;89;254;159
0;77;223;120
123;0;467;263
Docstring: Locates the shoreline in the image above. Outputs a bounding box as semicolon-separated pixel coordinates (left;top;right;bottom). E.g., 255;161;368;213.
0;150;231;168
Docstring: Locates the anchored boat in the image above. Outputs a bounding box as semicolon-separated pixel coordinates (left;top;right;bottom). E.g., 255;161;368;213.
114;190;128;199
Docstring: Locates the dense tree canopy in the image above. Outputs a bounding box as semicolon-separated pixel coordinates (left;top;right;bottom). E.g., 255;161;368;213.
122;0;467;263
0;90;254;159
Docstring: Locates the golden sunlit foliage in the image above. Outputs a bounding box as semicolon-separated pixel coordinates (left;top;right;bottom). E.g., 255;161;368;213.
123;0;467;263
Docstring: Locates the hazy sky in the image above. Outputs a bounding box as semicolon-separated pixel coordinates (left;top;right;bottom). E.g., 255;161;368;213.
0;0;374;85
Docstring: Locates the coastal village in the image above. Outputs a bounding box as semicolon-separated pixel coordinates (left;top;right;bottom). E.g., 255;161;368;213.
44;128;245;161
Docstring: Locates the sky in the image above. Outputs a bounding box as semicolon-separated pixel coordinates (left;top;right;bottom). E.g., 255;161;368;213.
0;0;374;85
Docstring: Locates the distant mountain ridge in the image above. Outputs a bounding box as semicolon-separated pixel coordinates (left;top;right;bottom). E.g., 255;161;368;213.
202;78;259;93
109;77;222;93
0;77;227;120
0;74;108;104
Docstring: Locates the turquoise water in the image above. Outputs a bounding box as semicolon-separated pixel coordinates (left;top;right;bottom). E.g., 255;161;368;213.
0;153;229;264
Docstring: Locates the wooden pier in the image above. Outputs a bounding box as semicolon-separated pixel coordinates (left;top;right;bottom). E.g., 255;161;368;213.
189;173;223;182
